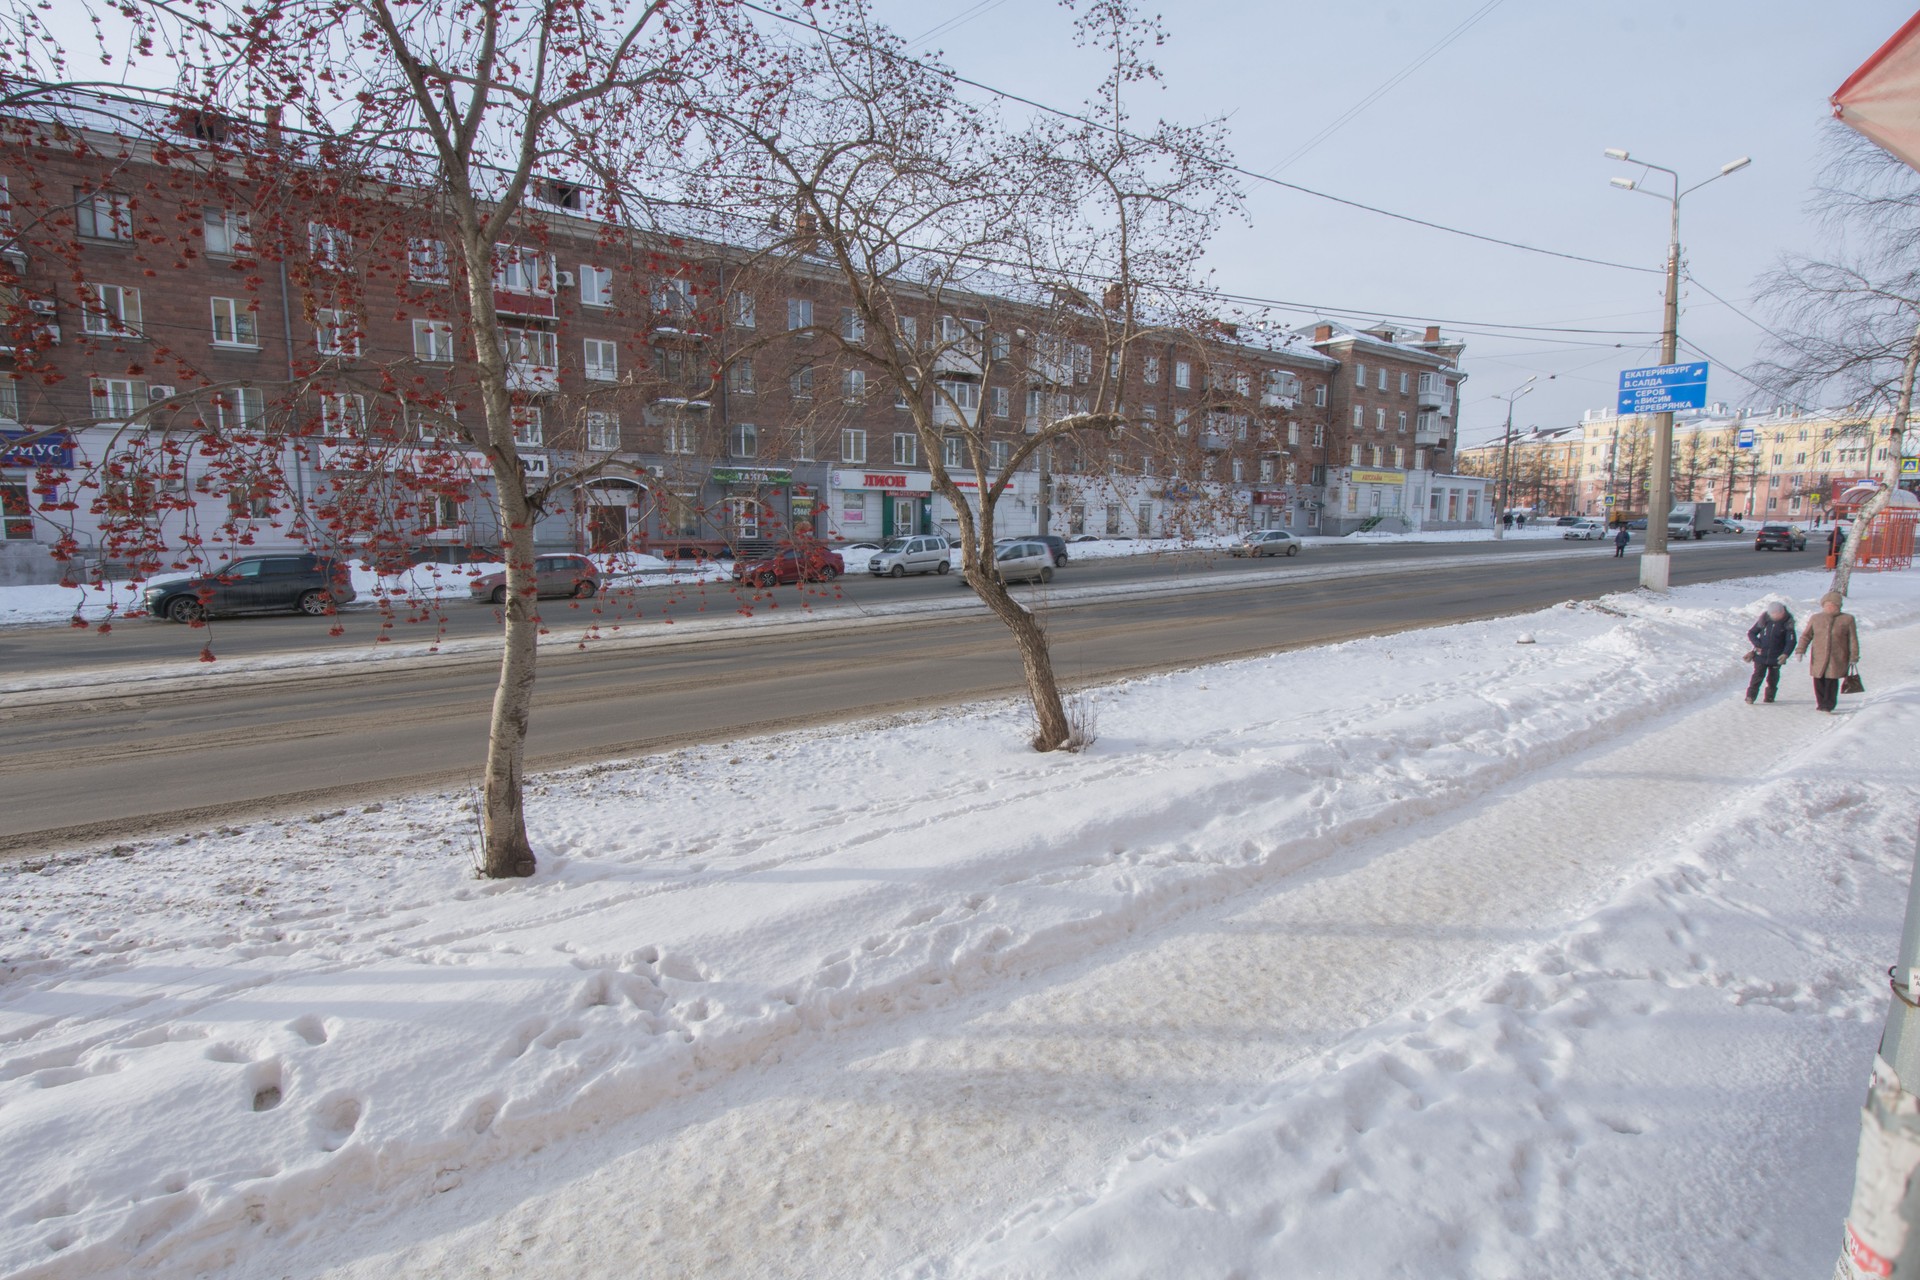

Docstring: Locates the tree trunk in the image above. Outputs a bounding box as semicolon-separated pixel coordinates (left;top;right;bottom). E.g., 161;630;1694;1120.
1832;317;1920;598
481;473;540;877
969;570;1074;749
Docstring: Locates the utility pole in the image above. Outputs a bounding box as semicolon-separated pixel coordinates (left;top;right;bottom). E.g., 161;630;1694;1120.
1604;149;1750;590
1490;376;1535;541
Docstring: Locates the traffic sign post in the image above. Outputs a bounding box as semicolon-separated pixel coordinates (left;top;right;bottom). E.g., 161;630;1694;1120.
1617;362;1710;416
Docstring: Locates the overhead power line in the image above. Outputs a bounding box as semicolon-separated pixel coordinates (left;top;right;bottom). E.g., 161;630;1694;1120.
735;1;1662;277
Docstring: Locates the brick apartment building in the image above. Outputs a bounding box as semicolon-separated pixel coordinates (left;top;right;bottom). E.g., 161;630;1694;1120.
0;93;1486;584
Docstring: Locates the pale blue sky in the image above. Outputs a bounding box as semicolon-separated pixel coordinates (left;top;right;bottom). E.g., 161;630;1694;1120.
873;0;1909;444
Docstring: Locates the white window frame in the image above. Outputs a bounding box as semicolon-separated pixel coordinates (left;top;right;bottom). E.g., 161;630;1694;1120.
841;307;866;343
842;369;866;402
1143;356;1160;385
583;337;619;382
664;422;696;455
991;385;1010;418
494;245;552;296
580;265;614;308
893;432;917;466
585;411;620;452
81;283;142;336
729;290;756;328
841;427;866;463
319;392;365;436
727;357;754;395
413;319;454;363
315;308;360;357
511;405;544;447
210;296;258;347
89;376;146;420
76;190;131;241
787;298;813;331
203;209;252;257
729;422;758;459
408;238;450;284
309;222;354;270
1173;360;1191;390
218;386;266;433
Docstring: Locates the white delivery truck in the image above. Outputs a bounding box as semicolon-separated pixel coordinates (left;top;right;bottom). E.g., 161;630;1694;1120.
1666;500;1716;541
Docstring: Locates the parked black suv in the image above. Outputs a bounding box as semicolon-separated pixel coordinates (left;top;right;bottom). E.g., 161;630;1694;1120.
143;554;357;622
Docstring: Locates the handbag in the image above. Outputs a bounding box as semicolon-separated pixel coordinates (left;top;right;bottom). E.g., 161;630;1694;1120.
1842;664;1865;695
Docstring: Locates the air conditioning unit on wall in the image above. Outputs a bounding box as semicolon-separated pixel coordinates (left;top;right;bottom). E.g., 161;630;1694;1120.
149;384;176;402
555;270;576;288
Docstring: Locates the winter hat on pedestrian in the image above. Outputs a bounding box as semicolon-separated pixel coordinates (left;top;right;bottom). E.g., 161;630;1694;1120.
1767;602;1787;617
1821;591;1845;608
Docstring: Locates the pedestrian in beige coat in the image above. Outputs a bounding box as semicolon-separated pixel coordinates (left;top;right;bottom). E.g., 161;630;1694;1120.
1795;591;1860;713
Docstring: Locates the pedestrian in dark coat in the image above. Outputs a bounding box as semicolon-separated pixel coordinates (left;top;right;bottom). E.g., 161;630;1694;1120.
1613;526;1630;557
1795;591;1861;713
1744;601;1795;704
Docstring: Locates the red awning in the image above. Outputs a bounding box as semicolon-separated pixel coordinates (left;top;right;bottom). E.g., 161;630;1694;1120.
1834;11;1920;170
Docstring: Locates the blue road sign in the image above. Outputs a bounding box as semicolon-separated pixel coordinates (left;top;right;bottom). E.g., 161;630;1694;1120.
1617;361;1709;415
1737;426;1756;451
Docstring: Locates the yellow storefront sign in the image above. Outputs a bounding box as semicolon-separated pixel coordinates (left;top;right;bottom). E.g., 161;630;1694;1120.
1350;469;1405;485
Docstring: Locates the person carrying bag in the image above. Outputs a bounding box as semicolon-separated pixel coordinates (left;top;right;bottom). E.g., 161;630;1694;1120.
1795;591;1862;713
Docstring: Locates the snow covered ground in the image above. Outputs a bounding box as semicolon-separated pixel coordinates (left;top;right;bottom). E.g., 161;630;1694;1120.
3;566;1915;1278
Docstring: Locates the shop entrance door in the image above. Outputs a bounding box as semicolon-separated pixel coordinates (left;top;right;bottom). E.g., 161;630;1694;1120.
887;496;916;537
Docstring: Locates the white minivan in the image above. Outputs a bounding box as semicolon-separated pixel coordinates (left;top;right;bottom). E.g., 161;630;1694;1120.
869;534;953;577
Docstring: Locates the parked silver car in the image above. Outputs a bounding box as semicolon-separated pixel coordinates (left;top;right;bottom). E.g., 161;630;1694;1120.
1229;529;1302;558
869;534;953;577
960;540;1055;585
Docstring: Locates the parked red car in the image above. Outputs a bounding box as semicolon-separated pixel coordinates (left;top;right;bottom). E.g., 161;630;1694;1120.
732;544;845;587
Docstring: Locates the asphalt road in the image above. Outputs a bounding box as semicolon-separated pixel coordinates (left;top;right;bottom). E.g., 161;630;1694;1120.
0;536;1811;856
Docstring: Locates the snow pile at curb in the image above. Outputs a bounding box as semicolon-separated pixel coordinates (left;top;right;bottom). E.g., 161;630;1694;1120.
1;568;1915;1276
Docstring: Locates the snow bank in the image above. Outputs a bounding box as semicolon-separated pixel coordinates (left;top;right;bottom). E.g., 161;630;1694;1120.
2;567;1917;1277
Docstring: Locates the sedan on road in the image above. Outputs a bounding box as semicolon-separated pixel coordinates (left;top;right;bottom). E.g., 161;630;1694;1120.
733;544;845;587
1229;529;1303;557
469;554;599;605
1562;519;1608;540
1754;523;1807;552
145;554;357;622
960;540;1056;586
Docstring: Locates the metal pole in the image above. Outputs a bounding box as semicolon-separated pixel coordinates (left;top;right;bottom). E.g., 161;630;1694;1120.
1494;401;1514;541
1641;189;1681;592
1836;818;1920;1279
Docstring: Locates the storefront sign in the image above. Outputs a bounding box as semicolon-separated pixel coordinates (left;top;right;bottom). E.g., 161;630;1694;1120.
314;445;549;479
711;467;794;487
831;469;933;495
0;429;74;469
1350;469;1405;486
1250;490;1288;506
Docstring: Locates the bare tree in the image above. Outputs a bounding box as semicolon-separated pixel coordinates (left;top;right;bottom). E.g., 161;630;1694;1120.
690;0;1237;750
1760;123;1920;594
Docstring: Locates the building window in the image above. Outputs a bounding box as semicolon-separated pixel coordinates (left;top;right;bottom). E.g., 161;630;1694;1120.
898;315;918;346
413;319;454;362
842;491;869;528
787;298;813;330
1377;367;1388;391
1175;407;1190;435
1231;458;1244;482
408;238;450;284
727;358;754;395
203;209;252;257
790;365;814;399
1371;444;1384;466
585;412;620;452
730;291;755;328
1349;443;1362;466
1142;356;1160;385
315;309;360;357
1397;411;1407;433
89;377;145;419
1314;423;1325;447
893;433;917;466
729;422;758;458
1259;458;1275;482
1351;406;1364;429
1399;371;1410;395
501;327;558;372
842;369;866;402
210;297;258;347
990;439;1011;470
583;338;619;382
309;222;354;270
841;428;866;463
319;392;365;435
81;284;142;336
1376;408;1386;431
1393;447;1405;468
1173;360;1191;389
1;478;32;539
580;265;614;308
841;307;866;343
1313;385;1327;408
511;406;544;447
991;385;1010;418
790;429;814;462
1287;421;1300;446
663;422;696;454
943;435;964;468
76;189;132;241
1354;362;1366;387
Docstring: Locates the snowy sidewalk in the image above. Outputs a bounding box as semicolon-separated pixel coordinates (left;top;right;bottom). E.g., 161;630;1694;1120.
1;567;1916;1278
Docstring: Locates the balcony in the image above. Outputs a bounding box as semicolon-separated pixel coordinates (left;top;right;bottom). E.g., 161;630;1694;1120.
1261;372;1301;408
1414;412;1447;446
1200;431;1230;451
1417;374;1452;413
933;345;983;377
933;400;979;429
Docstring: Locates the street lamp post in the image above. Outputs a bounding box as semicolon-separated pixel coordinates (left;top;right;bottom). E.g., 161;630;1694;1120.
1604;148;1751;591
1490;376;1536;541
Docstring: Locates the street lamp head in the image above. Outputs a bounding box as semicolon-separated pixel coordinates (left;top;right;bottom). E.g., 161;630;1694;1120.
1609;177;1637;190
1720;155;1752;176
1604;148;1631;161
